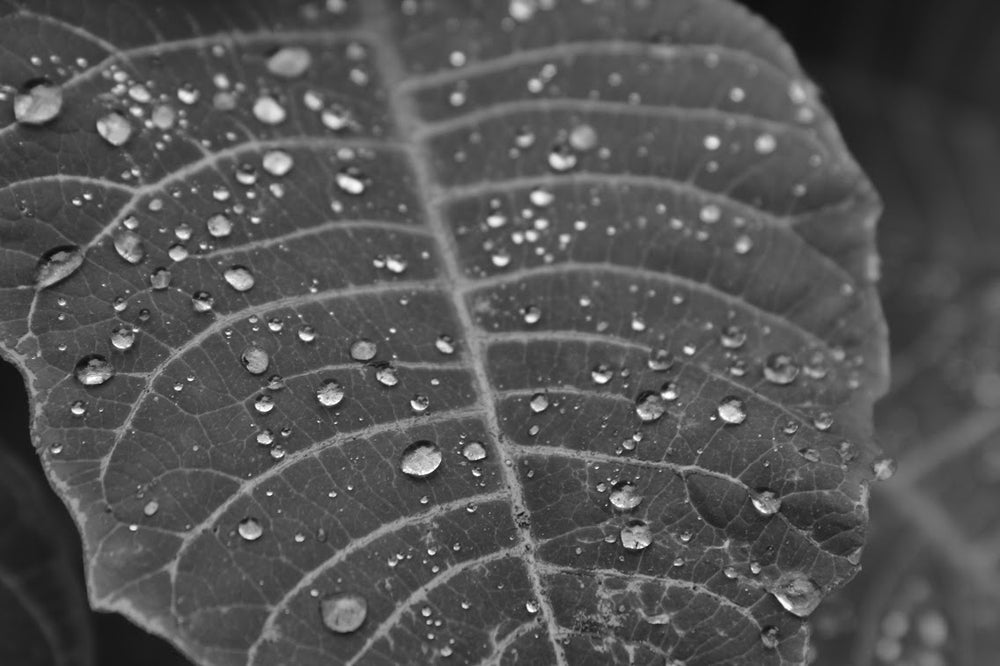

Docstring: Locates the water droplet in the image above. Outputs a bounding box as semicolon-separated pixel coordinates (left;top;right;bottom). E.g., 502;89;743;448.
590;363;613;385
113;230;145;264
763;353;799;385
768;572;821;617
254;394;275;413
266;46;312;78
374;364;398;387
647;349;674;372
872;456;896;481
70;400;87;417
568;123;598;151
754;134;777;155
760;626;780;649
461;441;486;461
262;150;294;177
241;345;269;375
435;334;456;355
206;213;233;238
335;166;368;195
717;396;746;424
110;325;136;351
316;379;345;407
253;95;286;124
191;290;214;312
297;325;316;342
96;111;133;146
409;394;430;413
529;392;549;413
619;520;652;551
547;140;577;172
238;517;263;541
521;305;542;325
36;246;85;288
720;325;747;349
750;489;781;516
14;79;63;125
224;266;255;291
143;500;159;517
609;481;643;510
350;338;377;361
74;355;114;386
635;391;666;423
320;592;367;634
400;440;442;478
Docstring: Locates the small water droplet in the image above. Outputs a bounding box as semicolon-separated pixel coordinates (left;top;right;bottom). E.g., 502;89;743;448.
720;325;747;349
768;572;821;617
297;325;317;342
241;345;269;375
110;325;136;351
760;626;780;649
609;481;643;510
36;246;85;288
206;213;233;238
521;304;542;325
374;364;398;387
461;441;486;462
253;95;286;124
763;353;799;385
316;379;345;407
14;79;63;125
754;134;777;155
717;396;746;424
262;149;294;177
191;290;214;313
647;349;674;372
568;123;598;151
590;363;613;385
409;394;430;413
620;520;652;551
400;440;442;478
113;230;145;264
74;355;114;386
435;334;456;355
320;592;367;634
335;166;368;194
143;500;159;517
529;392;549;413
750;489;781;516
96;111;133;146
635;391;666;423
266;46;312;78
238;517;263;541
350;338;377;361
224;266;255;291
70;400;87;417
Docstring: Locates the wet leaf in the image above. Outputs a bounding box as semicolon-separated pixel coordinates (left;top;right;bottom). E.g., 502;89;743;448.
0;1;886;664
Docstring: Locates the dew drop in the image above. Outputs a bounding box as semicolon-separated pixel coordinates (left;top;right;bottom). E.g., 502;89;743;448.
400;440;442;478
350;338;377;361
374;364;398;387
113;230;145;264
435;334;456;355
191;290;215;313
609;481;643;511
763;353;799;385
760;626;780;649
320;592;367;634
620;520;652;551
590;363;613;385
529;392;549;413
223;265;255;291
110;325;136;351
206;213;233;238
521;305;542;325
461;441;487;462
720;325;747;349
253;95;286;124
262;149;294;176
547;140;577;172
14;79;62;125
254;394;275;413
635;391;666;423
96;111;133;146
647;349;674;372
750;489;781;516
266;46;312;78
70;400;87;417
241;345;269;375
297;325;317;342
872;456;896;481
717;396;746;424
754;134;777;155
74;354;114;386
143;500;159;517
36;246;85;288
316;379;345;407
409;394;430;413
768;572;821;617
568;123;598;151
238;517;263;541
335;166;368;195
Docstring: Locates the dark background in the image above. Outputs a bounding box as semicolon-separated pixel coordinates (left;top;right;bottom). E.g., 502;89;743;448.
3;1;998;664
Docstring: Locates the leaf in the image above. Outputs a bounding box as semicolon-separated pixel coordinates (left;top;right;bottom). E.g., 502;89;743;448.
0;443;94;666
0;1;887;664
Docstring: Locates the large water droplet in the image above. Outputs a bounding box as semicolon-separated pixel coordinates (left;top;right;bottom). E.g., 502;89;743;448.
717;396;746;424
763;353;799;385
74;355;114;386
223;265;255;291
266;46;312;78
400;440;442;478
237;517;263;541
529;392;549;413
96;111;133;146
14;79;63;125
609;481;643;511
320;592;367;634
768;572;821;617
316;379;345;407
36;246;84;288
635;391;666;423
620;520;652;551
113;230;145;264
241;345;269;375
374;364;398;387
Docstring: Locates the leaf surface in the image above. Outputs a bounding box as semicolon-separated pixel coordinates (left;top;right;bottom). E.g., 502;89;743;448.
0;1;887;664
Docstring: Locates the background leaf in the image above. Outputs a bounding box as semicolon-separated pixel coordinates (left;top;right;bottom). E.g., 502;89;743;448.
0;1;886;664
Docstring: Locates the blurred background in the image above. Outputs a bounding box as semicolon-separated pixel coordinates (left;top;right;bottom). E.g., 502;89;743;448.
3;1;999;664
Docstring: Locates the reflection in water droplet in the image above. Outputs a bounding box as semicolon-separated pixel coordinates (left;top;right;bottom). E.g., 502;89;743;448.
461;441;486;462
768;572;821;618
400;440;442;478
320;592;367;634
96;111;133;146
224;266;255;291
763;353;799;385
750;489;781;516
241;345;269;375
609;481;643;510
238;517;263;541
36;246;85;288
316;379;345;407
635;391;665;423
110;325;136;351
620;520;652;551
14;79;63;125
717;396;746;424
74;355;114;386
114;230;145;264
